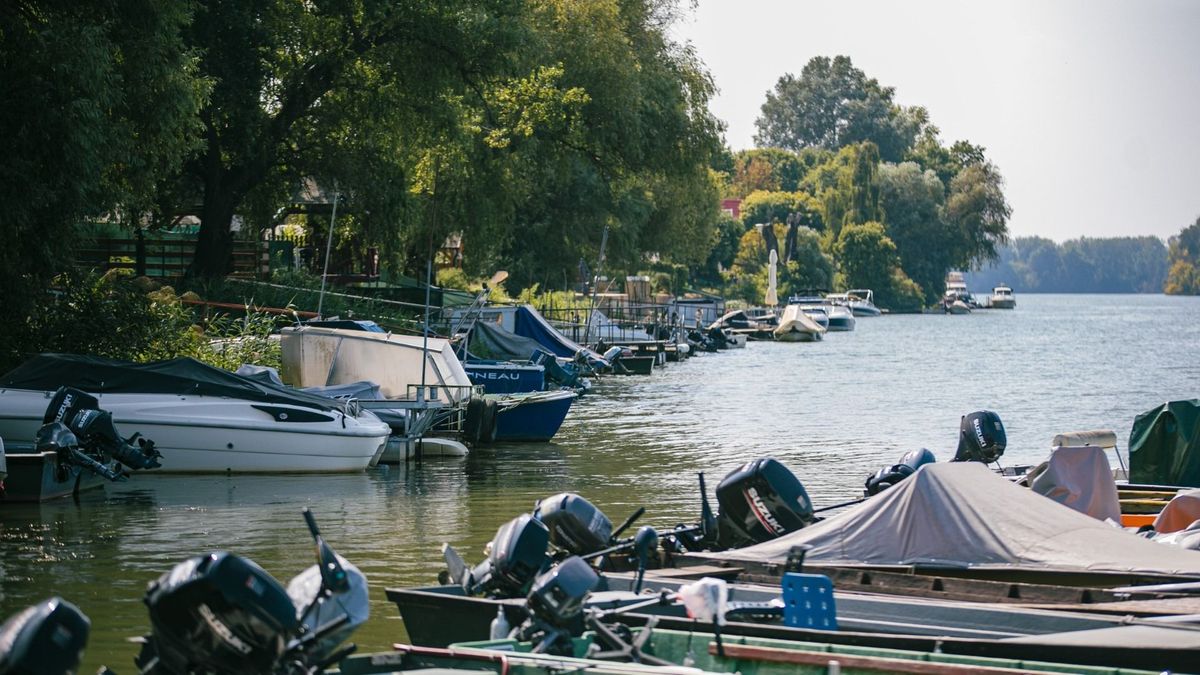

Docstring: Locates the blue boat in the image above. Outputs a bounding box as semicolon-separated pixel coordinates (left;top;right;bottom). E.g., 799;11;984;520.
464;361;545;394
490;390;577;442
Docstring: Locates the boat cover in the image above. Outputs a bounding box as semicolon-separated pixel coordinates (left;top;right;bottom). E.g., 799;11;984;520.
699;462;1200;576
1129;399;1200;487
513;305;606;365
1029;445;1121;522
468;320;546;362
280;327;473;403
1153;490;1200;534
0;353;345;412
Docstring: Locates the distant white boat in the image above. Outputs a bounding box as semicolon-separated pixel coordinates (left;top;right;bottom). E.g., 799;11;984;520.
840;289;882;317
991;284;1016;309
824;303;857;331
946;299;972;314
773;305;826;342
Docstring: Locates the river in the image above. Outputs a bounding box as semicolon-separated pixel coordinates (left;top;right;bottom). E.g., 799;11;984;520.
1;293;1197;671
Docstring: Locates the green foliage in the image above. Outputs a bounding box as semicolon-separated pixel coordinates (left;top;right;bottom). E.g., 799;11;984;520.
969;236;1169;293
1165;217;1200;295
835;222;899;294
0;0;207;337
943;161;1011;268
754;56;924;162
740;191;805;227
436;268;472;291
878;161;950;304
0;272;282;374
728;148;805;198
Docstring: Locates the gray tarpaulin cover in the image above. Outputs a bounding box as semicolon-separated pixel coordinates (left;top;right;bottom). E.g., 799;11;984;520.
702;462;1200;576
1029;445;1121;522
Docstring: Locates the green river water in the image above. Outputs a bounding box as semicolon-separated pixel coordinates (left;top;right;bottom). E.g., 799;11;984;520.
1;293;1198;671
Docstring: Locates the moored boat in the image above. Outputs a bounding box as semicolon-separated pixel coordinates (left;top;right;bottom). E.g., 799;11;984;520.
772;305;824;342
990;283;1016;309
842;289;882;317
0;354;389;474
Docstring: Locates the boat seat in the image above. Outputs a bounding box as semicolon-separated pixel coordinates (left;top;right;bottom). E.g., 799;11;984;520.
1153;489;1200;533
1030;445;1121;523
780;573;837;630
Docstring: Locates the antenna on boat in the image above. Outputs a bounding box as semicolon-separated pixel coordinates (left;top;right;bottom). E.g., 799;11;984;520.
582;225;608;347
316;184;339;320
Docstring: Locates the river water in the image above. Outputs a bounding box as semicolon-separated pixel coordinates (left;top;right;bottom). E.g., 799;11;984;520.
1;293;1197;671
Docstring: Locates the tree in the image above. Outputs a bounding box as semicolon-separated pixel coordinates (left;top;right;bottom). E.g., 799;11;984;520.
1;0;207;365
163;0;531;279
943;160;1011;269
802;143;883;242
754;56;924;162
477;0;725;290
835;221;898;294
729;148;804;197
785;227;835;291
1165;216;1200;295
878;162;949;304
834;221;923;311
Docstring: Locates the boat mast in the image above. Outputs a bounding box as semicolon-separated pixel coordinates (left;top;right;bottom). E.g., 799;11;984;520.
316;185;339;319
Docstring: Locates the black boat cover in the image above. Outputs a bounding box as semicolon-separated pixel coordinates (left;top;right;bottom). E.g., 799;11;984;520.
469;320;546;362
1;353;345;413
1130;399;1200;487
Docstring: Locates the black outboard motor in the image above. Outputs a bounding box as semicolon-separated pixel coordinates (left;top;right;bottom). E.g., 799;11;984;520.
714;458;814;549
138;552;299;675
865;448;938;496
0;597;89;675
536;493;613;556
34;423;124;482
467;514;550;597
515;555;600;655
43;387;162;471
953;411;1007;464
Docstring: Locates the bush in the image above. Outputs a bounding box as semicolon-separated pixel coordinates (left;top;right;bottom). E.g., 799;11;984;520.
0;271;282;373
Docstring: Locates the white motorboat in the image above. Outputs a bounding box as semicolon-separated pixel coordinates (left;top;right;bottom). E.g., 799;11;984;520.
823;303;856;331
945;298;972;314
772;304;826;342
944;271;976;306
281;325;577;448
0;354;390;473
842;289;882;317
990;284;1016;309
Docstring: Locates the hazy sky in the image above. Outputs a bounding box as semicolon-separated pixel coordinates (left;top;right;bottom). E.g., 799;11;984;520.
672;0;1200;241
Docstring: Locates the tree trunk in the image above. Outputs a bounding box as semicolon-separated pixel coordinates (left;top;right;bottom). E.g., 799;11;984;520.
189;196;236;279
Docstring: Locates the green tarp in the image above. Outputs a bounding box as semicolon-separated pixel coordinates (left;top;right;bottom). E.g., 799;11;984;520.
1129;399;1200;487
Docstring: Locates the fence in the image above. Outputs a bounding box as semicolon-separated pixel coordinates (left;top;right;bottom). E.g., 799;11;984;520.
75;231;269;280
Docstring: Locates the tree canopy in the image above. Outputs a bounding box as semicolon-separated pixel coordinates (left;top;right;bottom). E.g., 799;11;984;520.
754;56;925;162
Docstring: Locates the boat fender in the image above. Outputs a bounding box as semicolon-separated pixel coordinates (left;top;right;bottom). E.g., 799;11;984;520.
463;397;486;444
481;399;498;444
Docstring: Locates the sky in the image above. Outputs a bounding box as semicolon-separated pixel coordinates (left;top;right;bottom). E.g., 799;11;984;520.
671;0;1200;242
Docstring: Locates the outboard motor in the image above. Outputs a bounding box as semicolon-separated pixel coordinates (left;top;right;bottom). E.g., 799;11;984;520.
0;597;90;675
536;493;613;556
514;555;600;655
43;387;161;471
135;511;366;675
467;514;550;597
953;411;1007;463
34;422;124;482
865;448;937;496
139;552;298;675
714;458;814;549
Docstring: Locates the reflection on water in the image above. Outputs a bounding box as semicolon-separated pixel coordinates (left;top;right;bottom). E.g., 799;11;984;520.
1;293;1197;671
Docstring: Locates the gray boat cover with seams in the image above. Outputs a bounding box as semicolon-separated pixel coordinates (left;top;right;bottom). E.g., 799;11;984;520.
699;462;1200;576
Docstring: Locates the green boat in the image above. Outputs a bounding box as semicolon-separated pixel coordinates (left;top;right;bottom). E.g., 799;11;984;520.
336;626;1157;675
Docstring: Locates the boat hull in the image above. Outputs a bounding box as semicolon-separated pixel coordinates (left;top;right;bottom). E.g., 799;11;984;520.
992;298;1016;309
0;450;110;502
491;390;576;442
378;436;469;463
0;390;389;473
384;578;1194;671
464;362;545;394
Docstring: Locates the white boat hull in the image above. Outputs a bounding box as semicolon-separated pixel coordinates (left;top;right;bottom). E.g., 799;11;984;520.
379;436;469;463
0;389;389;474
